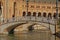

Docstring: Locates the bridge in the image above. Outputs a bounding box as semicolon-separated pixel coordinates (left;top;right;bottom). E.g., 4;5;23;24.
0;16;56;34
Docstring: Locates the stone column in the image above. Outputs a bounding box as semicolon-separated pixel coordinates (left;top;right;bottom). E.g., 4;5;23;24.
6;0;9;22
0;4;4;24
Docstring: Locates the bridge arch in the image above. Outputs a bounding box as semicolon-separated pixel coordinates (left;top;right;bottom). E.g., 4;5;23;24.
0;21;55;34
4;23;26;34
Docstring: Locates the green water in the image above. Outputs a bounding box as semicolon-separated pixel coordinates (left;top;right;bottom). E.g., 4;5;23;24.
0;31;60;40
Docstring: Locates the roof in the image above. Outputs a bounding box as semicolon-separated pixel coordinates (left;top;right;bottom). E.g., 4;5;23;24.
25;0;60;3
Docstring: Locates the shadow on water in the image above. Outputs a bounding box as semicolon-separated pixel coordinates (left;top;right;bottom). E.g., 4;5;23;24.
27;24;36;32
28;26;34;32
53;31;60;38
5;23;60;40
0;30;60;40
8;23;26;34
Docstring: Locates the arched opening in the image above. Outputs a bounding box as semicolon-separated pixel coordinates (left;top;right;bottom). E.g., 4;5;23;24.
0;2;2;16
33;12;36;16
13;2;16;17
59;13;60;17
43;12;46;17
53;13;56;19
8;23;26;34
0;2;4;23
23;11;26;16
38;12;41;17
28;25;34;32
27;12;31;16
28;26;34;31
48;13;52;18
0;2;1;9
12;14;15;18
12;14;15;20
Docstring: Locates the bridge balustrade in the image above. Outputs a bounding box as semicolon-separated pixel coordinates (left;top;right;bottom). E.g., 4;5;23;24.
0;16;56;25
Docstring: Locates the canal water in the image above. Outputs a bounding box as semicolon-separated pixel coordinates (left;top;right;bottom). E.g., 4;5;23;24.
0;30;60;40
0;19;59;40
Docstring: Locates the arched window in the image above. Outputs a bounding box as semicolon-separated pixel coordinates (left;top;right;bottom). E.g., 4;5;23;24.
53;13;56;18
59;13;60;17
23;11;26;16
0;2;1;10
43;12;46;17
48;13;52;17
0;2;2;16
27;12;31;16
14;2;16;16
38;12;41;17
33;12;36;16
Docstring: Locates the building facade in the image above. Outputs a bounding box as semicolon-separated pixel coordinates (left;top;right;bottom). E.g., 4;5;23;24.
0;0;60;21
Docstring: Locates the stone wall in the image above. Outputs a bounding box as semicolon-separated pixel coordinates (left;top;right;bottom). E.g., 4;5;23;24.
1;0;60;20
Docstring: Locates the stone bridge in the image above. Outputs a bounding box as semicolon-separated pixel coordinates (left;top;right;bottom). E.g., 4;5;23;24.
0;17;56;34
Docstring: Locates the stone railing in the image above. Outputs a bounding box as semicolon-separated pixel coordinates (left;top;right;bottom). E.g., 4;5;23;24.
0;16;56;25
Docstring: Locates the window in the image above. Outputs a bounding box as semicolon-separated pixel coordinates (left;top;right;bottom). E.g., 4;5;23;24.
47;6;51;9
59;13;60;17
52;7;56;9
48;13;52;17
23;0;24;1
33;12;36;16
0;2;1;10
27;12;31;16
14;2;16;15
41;6;45;9
22;5;24;7
0;2;2;16
31;5;34;8
25;5;29;7
53;13;56;18
36;6;40;8
43;12;46;17
23;11;26;16
38;12;41;17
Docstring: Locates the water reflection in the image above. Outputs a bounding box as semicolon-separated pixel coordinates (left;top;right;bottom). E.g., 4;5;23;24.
0;31;59;40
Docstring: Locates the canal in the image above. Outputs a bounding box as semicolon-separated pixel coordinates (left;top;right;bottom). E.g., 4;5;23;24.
0;30;60;40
